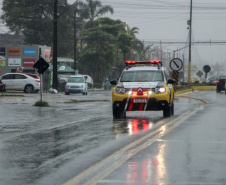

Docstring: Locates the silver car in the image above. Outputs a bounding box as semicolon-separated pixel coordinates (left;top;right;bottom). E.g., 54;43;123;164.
65;75;88;95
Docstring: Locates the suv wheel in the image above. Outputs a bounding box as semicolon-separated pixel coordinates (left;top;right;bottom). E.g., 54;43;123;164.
113;106;126;119
163;104;171;117
171;102;174;115
65;91;70;95
24;85;34;93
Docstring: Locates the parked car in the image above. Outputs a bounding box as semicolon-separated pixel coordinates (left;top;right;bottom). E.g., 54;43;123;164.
65;75;88;95
25;73;39;79
104;80;111;90
1;73;40;93
0;76;6;92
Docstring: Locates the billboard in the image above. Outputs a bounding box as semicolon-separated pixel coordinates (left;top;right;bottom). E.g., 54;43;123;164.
0;56;6;66
8;48;21;56
23;58;36;67
45;50;51;61
23;48;36;56
0;47;5;56
8;58;21;66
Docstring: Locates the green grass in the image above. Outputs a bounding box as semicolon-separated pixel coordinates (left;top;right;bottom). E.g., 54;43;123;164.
33;101;50;107
174;87;192;92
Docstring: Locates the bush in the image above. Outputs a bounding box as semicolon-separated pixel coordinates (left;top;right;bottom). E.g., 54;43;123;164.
93;82;102;88
33;101;50;107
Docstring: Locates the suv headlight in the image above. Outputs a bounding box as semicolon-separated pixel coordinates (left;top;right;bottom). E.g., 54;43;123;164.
115;84;126;94
155;87;166;94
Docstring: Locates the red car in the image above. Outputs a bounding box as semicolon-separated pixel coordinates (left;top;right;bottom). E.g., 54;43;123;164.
0;76;6;92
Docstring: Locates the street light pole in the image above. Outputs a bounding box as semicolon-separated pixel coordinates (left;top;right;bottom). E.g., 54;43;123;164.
52;0;58;90
52;0;79;88
74;8;77;73
188;0;192;83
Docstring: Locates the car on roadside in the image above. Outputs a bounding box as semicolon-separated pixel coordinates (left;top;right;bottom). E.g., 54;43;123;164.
1;73;40;93
25;73;39;79
110;60;175;118
209;76;219;83
65;75;88;95
216;75;226;93
0;76;6;92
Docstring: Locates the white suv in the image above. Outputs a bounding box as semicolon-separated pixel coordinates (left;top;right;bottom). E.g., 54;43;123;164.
65;75;88;95
110;60;175;118
1;73;40;93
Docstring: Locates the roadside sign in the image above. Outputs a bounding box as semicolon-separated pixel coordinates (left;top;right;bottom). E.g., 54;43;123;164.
33;57;49;74
202;65;211;73
172;70;179;84
196;70;203;77
170;58;183;71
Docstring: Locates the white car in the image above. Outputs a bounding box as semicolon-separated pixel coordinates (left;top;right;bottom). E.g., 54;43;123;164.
1;73;40;93
65;75;88;95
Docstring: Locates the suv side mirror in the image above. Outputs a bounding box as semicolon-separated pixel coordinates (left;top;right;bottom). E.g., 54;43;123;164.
110;80;117;85
167;79;175;84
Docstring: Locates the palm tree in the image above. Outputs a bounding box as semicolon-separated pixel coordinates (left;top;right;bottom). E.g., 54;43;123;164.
125;25;141;60
78;0;113;27
126;25;139;37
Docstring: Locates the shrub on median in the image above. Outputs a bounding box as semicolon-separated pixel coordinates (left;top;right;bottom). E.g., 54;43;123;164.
33;101;50;107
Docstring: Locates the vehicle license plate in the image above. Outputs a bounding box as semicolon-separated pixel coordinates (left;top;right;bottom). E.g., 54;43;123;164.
133;99;147;103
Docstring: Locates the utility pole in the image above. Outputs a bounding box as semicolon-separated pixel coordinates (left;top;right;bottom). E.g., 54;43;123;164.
188;0;192;82
52;0;58;90
74;8;77;74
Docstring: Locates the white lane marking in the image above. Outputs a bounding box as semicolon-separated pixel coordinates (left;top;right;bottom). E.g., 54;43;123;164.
63;109;197;185
83;108;199;185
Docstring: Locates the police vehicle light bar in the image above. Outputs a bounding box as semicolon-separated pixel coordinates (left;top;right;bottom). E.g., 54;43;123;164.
125;60;162;66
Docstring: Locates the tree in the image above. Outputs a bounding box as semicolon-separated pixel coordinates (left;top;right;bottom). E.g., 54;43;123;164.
0;0;78;57
211;62;225;75
78;0;113;28
126;25;139;37
78;18;127;85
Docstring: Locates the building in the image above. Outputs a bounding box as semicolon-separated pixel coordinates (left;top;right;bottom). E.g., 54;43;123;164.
0;43;51;75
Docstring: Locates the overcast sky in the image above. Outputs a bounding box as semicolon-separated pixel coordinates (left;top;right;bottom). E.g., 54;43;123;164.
97;0;226;68
1;0;226;68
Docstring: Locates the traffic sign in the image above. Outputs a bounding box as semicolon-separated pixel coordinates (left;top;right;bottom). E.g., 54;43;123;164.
172;70;179;84
196;70;203;77
33;57;49;74
202;65;211;73
170;58;183;71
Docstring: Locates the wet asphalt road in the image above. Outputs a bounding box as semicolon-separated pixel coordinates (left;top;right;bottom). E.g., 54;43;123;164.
0;90;225;185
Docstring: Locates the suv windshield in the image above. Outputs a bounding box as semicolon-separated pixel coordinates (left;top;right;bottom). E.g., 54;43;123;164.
68;77;84;83
120;70;163;82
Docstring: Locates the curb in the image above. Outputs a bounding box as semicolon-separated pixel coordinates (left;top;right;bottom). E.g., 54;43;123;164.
175;86;216;96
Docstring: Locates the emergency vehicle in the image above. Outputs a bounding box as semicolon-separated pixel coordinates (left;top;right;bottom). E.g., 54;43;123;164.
110;60;175;118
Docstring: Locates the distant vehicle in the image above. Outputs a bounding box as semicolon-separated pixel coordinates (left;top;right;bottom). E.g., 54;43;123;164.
216;75;226;93
1;73;40;93
0;76;6;92
104;80;111;90
209;76;219;83
65;75;88;95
